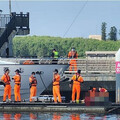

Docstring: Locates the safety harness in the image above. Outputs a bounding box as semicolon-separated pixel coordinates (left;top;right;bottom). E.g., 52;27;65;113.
69;51;77;58
53;75;60;86
14;74;21;86
4;74;10;85
31;78;37;87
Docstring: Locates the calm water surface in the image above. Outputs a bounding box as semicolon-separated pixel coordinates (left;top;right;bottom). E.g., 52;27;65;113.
0;112;120;120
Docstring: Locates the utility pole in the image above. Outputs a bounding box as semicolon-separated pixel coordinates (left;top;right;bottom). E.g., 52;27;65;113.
9;0;11;15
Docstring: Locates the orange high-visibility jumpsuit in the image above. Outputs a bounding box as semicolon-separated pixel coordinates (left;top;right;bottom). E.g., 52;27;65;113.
68;51;78;71
1;74;11;102
71;74;83;102
29;76;37;102
13;74;21;101
53;74;62;103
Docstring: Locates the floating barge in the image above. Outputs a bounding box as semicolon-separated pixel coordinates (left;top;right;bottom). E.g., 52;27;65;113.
0;102;118;114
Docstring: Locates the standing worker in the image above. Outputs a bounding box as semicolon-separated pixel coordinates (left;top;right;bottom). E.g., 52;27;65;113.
12;69;21;102
69;70;83;103
68;48;78;71
1;68;11;102
29;72;37;102
53;69;62;103
51;49;59;64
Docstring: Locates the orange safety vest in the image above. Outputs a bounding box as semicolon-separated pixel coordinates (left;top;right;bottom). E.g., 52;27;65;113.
68;51;78;59
13;74;21;85
1;74;10;85
29;76;37;86
72;74;83;85
53;74;60;86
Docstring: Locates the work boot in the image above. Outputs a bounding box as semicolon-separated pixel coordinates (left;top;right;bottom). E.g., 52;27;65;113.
54;102;57;104
58;102;62;104
76;100;79;104
70;100;75;103
8;99;11;102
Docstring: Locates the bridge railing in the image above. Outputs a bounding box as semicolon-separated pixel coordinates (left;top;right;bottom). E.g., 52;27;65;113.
0;14;11;28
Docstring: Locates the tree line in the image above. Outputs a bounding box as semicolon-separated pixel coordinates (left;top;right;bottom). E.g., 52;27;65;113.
13;36;120;58
101;22;118;41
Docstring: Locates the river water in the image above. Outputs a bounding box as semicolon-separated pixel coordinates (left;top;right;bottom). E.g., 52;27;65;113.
0;112;120;120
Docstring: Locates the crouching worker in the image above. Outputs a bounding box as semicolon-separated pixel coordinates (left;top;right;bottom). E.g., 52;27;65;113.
69;70;84;103
12;69;21;102
53;69;62;103
29;72;37;102
1;68;11;102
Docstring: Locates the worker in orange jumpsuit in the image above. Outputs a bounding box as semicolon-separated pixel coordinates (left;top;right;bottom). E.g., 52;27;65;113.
69;70;83;103
12;69;21;102
1;68;11;102
53;69;62;103
29;72;37;102
68;48;78;71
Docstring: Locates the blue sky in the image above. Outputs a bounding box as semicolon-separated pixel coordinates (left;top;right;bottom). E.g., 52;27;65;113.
0;1;120;38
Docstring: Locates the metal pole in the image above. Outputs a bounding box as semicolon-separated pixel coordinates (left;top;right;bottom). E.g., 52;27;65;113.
9;0;11;15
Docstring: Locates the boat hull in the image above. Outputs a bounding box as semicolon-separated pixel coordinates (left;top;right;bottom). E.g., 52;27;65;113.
0;64;68;101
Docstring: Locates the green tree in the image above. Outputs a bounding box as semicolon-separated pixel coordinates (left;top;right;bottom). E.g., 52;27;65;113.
101;22;107;40
108;26;117;41
13;36;120;58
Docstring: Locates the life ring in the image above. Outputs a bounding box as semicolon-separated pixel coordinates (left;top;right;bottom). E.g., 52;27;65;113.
23;60;34;65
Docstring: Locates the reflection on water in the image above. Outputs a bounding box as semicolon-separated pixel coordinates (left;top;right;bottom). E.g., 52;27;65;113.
1;112;120;120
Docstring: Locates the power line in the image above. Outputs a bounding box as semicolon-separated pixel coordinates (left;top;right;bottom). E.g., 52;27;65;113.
63;1;88;38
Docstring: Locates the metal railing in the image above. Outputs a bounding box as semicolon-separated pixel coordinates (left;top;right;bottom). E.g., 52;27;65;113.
0;14;11;28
